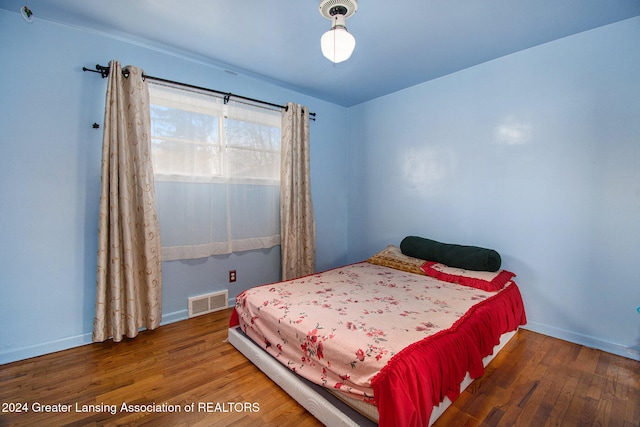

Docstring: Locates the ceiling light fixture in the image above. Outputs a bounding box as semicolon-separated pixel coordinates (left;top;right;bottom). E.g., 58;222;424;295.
319;0;358;63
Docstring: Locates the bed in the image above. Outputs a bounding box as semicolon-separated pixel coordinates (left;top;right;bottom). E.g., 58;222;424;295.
229;241;526;426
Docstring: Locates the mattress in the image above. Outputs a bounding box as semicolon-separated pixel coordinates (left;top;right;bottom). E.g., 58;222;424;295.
230;261;526;426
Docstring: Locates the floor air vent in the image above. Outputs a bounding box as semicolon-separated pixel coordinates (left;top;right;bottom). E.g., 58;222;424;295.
188;290;229;318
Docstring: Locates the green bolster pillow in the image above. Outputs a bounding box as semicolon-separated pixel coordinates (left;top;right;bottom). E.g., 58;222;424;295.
400;236;502;272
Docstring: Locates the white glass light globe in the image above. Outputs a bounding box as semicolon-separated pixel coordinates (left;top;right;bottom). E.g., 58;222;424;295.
321;27;356;63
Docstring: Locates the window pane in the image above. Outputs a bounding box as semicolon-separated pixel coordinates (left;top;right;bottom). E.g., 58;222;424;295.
152;138;222;177
225;147;279;180
229;184;280;239
226;118;280;179
226;119;280;151
151;105;218;143
156;181;229;245
150;104;221;177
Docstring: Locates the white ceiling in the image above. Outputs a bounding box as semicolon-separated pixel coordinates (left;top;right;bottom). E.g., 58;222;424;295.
3;0;640;106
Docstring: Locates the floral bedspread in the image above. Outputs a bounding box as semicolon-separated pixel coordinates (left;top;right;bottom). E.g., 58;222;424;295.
232;262;520;405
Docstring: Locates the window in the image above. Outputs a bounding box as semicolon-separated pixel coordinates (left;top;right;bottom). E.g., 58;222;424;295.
148;81;282;261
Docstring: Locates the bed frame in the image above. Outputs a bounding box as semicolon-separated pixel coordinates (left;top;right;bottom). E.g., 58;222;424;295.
228;326;517;426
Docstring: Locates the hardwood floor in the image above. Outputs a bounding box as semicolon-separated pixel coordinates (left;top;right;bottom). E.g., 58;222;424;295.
433;329;640;427
1;308;638;426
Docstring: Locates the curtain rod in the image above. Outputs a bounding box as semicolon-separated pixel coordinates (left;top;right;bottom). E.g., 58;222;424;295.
82;64;316;120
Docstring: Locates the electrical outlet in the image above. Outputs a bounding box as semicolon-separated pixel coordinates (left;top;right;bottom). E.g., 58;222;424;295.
229;270;237;282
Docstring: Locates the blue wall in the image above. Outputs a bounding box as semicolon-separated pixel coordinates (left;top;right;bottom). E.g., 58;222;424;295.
347;17;640;360
0;9;349;364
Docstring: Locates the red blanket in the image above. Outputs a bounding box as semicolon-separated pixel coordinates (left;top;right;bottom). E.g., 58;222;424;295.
230;262;526;426
372;282;526;426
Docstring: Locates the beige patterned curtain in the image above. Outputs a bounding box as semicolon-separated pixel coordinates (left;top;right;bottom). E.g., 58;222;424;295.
93;61;163;343
280;103;316;280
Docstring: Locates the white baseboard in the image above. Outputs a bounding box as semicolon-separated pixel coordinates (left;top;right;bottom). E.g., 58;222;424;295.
0;302;236;366
0;333;93;366
0;309;188;365
522;321;640;361
160;308;188;325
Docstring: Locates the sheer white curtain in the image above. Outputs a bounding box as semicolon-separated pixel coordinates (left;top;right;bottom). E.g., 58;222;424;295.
93;61;163;343
280;103;316;280
148;82;282;261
